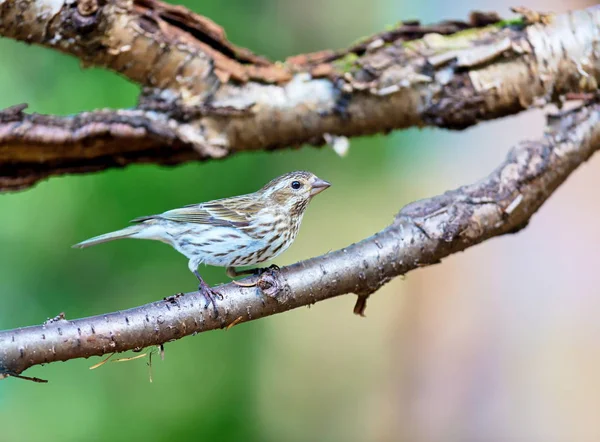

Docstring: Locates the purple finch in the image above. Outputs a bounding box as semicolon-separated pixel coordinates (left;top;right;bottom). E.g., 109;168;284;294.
73;171;331;310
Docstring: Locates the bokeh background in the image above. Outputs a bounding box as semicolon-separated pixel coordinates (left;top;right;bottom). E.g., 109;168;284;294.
1;0;598;441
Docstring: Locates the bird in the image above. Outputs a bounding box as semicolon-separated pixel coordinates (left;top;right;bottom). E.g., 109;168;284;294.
72;171;331;311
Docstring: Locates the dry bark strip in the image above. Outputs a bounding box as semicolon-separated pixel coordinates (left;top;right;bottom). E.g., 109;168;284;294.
1;101;598;380
0;2;599;191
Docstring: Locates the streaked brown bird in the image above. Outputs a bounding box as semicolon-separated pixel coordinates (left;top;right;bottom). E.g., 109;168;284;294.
73;171;331;309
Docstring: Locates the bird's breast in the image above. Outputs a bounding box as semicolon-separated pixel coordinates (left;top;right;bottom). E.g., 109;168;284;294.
175;210;303;268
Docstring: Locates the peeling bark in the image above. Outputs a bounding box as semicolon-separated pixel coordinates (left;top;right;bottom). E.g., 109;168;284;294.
0;3;599;191
1;101;598;379
0;0;289;98
0;105;200;190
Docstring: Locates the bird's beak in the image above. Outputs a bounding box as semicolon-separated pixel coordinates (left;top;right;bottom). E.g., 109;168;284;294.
310;178;331;197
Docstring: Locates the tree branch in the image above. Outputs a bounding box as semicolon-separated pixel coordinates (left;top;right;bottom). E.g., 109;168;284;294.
0;106;202;190
2;100;598;380
1;3;599;191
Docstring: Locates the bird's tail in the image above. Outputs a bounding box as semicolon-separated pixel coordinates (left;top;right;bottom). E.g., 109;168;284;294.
72;225;144;249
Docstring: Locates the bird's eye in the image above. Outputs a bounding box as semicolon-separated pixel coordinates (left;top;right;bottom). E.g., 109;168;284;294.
291;181;302;190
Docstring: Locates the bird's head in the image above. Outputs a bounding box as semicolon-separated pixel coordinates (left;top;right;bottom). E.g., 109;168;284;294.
260;171;331;214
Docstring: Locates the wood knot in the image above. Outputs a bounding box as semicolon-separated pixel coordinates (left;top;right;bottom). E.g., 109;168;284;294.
257;268;281;298
66;0;103;34
77;0;99;16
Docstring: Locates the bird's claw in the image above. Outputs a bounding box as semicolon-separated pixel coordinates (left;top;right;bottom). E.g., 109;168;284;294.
198;283;222;316
250;264;280;276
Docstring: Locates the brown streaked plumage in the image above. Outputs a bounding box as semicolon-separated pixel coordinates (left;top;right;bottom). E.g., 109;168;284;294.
73;171;331;313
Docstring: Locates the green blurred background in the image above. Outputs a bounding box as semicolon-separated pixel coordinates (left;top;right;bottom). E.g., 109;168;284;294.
1;0;599;441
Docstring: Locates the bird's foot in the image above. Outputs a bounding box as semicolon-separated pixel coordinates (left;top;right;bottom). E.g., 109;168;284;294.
198;281;223;316
231;265;280;287
193;270;223;316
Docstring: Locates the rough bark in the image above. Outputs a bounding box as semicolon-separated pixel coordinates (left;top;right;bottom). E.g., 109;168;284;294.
0;3;599;191
2;101;598;380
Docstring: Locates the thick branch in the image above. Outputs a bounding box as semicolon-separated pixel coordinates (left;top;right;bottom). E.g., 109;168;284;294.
2;101;598;380
1;3;599;191
0;106;203;191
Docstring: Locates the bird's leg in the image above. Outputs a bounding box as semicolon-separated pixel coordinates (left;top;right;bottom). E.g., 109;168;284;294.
193;271;223;314
229;265;281;287
226;267;252;278
228;266;258;287
227;264;280;277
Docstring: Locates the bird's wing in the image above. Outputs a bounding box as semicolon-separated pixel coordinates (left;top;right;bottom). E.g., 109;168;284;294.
132;196;259;228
